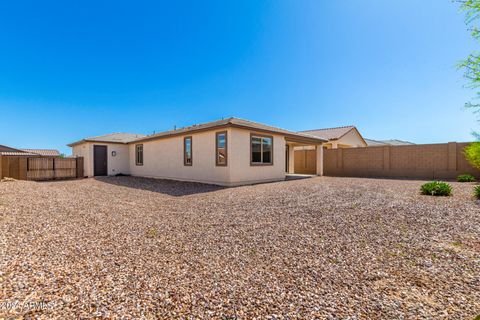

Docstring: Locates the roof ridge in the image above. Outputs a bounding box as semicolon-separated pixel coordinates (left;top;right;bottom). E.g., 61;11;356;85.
132;117;328;144
230;118;325;140
300;125;355;132
230;117;296;131
91;132;142;137
387;139;408;142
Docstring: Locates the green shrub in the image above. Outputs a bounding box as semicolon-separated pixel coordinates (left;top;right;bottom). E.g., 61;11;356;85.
474;185;480;199
464;142;480;170
457;174;476;182
420;181;452;196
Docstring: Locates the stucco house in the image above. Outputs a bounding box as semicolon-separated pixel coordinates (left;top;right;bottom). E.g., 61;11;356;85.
299;126;367;149
292;126;367;174
68;118;327;186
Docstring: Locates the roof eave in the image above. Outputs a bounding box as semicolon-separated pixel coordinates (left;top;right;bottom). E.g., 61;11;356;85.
67;139;130;147
131;123;327;144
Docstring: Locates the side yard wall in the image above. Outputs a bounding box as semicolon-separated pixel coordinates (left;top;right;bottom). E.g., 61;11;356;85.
324;142;480;180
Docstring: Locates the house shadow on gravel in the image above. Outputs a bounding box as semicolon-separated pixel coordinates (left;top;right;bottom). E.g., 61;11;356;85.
94;176;226;197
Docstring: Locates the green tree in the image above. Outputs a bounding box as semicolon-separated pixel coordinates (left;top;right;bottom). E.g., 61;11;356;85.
458;1;480;116
465;141;480;168
457;1;480;169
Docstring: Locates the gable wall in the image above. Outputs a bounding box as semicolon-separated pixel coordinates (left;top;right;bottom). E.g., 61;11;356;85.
336;129;367;148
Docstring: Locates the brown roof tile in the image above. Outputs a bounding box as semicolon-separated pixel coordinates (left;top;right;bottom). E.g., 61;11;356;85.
21;149;61;157
300;126;356;140
133;118;327;144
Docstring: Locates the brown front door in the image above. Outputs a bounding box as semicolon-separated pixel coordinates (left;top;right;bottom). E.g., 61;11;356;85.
93;145;108;176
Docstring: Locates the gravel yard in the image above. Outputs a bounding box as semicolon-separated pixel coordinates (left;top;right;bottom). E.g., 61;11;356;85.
0;176;479;319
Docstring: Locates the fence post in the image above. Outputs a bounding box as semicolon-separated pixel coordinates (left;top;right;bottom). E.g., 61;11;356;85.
0;156;2;179
447;142;457;172
76;157;84;178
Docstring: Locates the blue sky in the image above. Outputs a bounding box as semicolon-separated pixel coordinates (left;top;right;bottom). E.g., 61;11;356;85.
0;0;477;154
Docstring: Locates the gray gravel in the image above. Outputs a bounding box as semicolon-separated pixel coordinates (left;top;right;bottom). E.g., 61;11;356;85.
0;176;479;319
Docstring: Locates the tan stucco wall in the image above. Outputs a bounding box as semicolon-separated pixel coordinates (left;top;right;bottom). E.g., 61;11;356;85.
72;143;92;177
128;130;231;185
72;127;321;185
72;142;130;177
228;128;286;185
128;128;287;186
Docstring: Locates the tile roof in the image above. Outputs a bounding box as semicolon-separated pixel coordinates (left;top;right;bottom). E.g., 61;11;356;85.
0;144;23;153
380;139;415;146
68;133;147;147
133;118;327;144
299;126;356;140
365;139;415;146
21;149;61;157
0;145;60;156
364;139;386;146
0;151;39;156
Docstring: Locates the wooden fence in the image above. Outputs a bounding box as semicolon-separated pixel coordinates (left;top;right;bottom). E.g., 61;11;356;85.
0;156;84;181
323;142;480;180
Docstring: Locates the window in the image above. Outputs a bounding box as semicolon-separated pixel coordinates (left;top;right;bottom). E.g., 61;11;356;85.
184;136;192;166
216;131;228;166
251;134;273;165
135;144;143;166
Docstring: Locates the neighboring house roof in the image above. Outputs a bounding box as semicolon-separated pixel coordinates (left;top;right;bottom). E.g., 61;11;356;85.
364;139;386;146
21;149;61;157
300;125;356;141
299;125;368;147
0;144;60;156
381;139;415;146
0;144;24;153
365;138;415;146
0;151;39;156
132;118;328;144
68;133;147;147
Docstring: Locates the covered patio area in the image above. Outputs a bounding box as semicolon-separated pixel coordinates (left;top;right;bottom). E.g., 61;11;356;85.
285;137;324;176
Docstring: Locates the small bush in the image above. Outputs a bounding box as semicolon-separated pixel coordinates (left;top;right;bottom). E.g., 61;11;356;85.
474;185;480;199
457;174;476;182
420;181;452;196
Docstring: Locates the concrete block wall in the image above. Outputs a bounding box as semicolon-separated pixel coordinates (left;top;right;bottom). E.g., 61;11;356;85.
324;142;480;180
